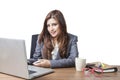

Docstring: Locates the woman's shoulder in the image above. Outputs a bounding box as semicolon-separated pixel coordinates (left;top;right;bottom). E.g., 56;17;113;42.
68;33;78;38
68;33;78;42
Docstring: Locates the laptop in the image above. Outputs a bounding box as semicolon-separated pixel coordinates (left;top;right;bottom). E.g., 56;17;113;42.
0;37;54;79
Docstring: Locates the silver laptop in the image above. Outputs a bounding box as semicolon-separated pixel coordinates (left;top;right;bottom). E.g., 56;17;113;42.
0;38;54;79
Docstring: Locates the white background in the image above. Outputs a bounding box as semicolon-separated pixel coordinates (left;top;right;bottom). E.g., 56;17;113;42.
0;0;120;65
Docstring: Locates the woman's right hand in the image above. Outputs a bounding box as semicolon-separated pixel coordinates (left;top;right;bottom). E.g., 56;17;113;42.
33;59;51;68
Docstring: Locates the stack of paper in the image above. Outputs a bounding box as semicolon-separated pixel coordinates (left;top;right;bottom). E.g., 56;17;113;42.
86;62;118;73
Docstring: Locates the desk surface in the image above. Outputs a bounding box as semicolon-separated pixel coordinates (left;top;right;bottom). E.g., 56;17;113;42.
0;66;120;80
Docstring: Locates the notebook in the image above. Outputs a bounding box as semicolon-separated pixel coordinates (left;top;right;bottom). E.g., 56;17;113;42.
0;37;54;79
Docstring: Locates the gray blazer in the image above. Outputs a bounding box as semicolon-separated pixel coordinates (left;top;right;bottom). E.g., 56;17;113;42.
32;33;79;68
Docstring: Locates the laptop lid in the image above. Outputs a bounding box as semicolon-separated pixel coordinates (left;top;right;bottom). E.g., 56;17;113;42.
0;38;54;79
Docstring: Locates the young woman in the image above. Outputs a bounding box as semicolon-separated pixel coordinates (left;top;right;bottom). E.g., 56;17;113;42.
28;10;79;68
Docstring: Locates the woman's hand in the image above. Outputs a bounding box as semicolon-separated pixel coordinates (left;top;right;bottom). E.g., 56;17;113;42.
33;59;51;68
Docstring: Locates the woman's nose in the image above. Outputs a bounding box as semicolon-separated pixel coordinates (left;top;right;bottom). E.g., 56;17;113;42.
50;26;54;31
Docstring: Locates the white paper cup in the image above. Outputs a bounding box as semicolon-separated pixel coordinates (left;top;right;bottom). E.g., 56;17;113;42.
75;57;86;71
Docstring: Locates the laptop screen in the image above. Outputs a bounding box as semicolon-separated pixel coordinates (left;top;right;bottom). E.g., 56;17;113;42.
0;38;54;79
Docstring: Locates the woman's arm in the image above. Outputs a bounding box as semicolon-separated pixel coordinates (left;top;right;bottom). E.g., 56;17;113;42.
28;39;43;65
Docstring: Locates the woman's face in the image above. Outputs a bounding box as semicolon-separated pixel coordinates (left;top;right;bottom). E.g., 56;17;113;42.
47;18;61;39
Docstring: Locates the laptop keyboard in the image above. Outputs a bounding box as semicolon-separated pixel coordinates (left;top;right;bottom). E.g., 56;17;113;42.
28;70;36;74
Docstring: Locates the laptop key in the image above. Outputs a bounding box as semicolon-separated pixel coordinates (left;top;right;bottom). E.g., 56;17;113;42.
28;70;36;74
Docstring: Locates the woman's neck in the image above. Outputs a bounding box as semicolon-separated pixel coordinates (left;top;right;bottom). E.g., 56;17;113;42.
52;38;57;47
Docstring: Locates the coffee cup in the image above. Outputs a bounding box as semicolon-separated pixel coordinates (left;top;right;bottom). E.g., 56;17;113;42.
75;57;86;71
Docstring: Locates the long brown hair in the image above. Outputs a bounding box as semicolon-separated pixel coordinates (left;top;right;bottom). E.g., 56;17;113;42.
38;10;69;59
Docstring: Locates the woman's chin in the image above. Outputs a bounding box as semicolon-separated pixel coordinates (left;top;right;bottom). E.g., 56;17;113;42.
51;35;57;38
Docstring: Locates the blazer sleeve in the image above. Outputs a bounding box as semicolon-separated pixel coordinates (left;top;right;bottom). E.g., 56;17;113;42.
32;40;43;60
50;35;79;68
27;39;43;65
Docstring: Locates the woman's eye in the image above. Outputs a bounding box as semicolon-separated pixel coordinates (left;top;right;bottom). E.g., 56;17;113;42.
52;23;57;26
47;24;50;27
